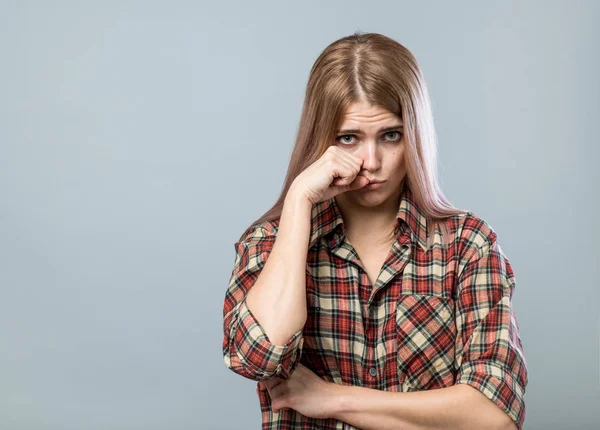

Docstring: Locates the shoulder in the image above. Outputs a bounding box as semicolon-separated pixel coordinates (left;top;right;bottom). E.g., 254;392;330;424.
236;219;280;246
454;210;500;263
231;220;280;270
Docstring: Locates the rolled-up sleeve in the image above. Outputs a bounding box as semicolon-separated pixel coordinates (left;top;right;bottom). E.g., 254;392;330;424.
454;232;528;430
222;224;304;381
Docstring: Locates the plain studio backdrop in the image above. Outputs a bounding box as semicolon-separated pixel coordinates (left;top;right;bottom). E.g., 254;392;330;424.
0;1;598;429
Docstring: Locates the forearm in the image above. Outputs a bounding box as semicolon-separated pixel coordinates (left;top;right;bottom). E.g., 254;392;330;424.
329;383;516;430
245;184;312;345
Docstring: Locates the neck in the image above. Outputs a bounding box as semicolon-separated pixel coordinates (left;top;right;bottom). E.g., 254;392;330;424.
335;190;401;246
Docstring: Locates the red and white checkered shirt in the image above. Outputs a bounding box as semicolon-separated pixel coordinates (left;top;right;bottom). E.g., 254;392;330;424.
222;186;528;429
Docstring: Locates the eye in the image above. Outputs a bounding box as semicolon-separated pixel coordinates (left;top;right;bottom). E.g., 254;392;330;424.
335;134;356;145
335;131;403;146
384;131;403;142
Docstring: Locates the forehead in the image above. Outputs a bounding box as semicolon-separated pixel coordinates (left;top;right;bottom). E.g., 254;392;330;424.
339;101;400;124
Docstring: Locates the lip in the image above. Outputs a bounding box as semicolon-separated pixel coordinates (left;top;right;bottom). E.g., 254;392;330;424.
361;180;385;191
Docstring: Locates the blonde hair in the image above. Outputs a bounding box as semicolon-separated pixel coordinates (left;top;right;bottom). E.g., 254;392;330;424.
240;31;468;248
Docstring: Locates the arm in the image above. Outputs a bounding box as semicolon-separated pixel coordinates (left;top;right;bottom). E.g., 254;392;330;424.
452;227;528;430
329;383;517;430
222;185;313;380
331;220;527;430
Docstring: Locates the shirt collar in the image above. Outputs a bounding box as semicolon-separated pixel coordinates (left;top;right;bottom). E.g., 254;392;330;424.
308;185;429;252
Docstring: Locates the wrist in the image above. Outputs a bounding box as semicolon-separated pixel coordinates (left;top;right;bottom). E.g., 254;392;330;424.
326;383;352;420
287;182;313;207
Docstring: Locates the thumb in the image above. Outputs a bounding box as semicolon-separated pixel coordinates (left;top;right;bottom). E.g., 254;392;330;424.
346;176;370;190
330;176;369;195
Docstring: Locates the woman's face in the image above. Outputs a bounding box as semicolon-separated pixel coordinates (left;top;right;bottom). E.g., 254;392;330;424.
333;100;406;207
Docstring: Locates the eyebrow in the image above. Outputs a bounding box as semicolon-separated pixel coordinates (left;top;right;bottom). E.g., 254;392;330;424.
336;124;404;134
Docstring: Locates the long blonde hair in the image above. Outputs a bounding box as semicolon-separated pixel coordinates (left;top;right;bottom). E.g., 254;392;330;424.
240;31;468;248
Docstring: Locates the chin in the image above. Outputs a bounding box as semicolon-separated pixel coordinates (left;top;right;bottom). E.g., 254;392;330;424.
351;190;389;204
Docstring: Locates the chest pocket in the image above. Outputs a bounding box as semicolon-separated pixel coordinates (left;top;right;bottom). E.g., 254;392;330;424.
396;293;456;391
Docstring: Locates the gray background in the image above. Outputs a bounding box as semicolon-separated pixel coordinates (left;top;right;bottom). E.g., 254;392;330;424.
1;1;598;429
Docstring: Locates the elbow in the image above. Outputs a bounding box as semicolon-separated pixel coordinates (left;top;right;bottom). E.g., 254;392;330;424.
222;349;269;381
222;335;304;381
491;412;518;430
501;419;518;430
222;306;305;380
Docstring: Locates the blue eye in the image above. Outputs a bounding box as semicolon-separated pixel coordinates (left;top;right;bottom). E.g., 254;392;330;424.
335;131;403;145
384;131;402;141
336;135;356;145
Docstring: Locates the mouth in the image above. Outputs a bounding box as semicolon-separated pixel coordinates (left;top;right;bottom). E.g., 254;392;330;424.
360;180;385;191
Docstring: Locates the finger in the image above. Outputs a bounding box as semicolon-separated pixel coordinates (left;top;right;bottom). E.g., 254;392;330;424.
263;378;282;391
329;145;362;165
330;158;353;182
345;175;370;190
332;163;360;187
339;150;364;168
269;383;287;400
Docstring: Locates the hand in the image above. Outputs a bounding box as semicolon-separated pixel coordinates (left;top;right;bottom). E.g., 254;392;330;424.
258;363;339;419
290;145;370;204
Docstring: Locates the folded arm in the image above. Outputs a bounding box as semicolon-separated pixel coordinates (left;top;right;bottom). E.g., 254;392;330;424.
329;383;517;430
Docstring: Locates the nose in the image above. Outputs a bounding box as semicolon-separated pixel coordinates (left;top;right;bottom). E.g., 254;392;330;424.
355;140;381;171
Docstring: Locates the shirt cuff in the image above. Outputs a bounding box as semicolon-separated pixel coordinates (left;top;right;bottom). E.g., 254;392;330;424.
231;297;304;380
455;361;526;430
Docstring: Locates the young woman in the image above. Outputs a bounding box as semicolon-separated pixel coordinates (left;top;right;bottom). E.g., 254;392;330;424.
222;32;528;430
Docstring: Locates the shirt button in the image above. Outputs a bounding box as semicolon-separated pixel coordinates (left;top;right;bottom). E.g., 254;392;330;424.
369;367;377;377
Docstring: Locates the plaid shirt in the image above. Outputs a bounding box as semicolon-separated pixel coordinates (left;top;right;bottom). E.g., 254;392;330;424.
222;186;528;429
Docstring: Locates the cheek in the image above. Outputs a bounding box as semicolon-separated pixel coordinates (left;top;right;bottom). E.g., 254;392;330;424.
385;150;405;171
